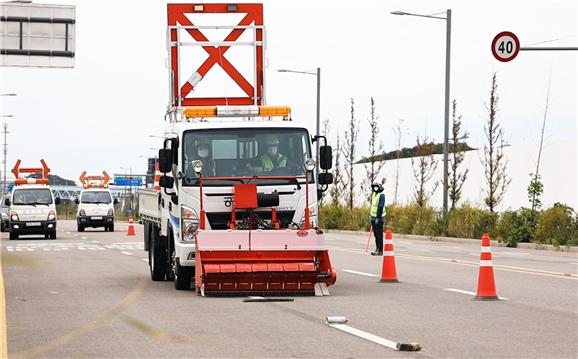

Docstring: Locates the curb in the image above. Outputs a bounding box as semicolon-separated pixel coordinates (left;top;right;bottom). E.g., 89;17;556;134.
324;229;578;253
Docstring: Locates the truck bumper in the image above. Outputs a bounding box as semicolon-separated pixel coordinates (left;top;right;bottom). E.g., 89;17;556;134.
78;216;114;228
10;220;56;235
176;242;196;267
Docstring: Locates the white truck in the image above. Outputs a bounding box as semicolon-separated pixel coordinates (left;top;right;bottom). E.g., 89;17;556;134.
75;171;116;232
6;159;60;240
139;3;336;296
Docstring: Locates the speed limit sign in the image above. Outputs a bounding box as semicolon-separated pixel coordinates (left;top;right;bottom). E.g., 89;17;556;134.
492;31;520;62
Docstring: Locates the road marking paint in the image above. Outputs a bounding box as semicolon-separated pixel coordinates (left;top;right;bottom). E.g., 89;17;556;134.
91;240;100;243
121;251;133;256
444;288;509;300
328;323;399;350
0;242;8;358
81;236;88;240
329;245;578;280
141;258;149;262
342;269;379;277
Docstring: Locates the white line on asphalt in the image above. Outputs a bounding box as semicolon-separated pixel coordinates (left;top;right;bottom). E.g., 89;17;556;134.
141;258;149;262
91;240;100;243
66;232;71;234
120;251;133;256
444;288;509;300
81;236;87;240
328;323;399;350
342;269;379;277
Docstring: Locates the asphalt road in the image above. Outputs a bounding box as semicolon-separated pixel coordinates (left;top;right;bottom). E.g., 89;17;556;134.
1;220;577;359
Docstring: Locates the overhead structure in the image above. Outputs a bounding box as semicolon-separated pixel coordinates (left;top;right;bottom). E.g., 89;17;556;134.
79;170;111;189
0;1;76;68
11;159;50;185
166;3;265;109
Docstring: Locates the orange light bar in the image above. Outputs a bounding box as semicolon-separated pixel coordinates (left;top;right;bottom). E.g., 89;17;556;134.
183;105;291;119
79;171;110;188
12;159;50;186
183;106;218;118
15;178;49;185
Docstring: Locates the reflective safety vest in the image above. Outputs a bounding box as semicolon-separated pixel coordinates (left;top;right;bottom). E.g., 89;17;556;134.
370;192;386;218
261;153;287;172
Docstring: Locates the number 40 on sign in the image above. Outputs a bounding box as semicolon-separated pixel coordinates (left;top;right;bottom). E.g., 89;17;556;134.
492;31;520;62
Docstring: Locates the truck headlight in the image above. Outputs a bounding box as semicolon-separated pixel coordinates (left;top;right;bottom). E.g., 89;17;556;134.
107;208;114;216
79;209;86;216
10;211;19;222
181;206;199;242
47;210;56;221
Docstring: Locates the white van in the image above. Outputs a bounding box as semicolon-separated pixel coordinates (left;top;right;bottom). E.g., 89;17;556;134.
75;188;116;232
6;184;60;240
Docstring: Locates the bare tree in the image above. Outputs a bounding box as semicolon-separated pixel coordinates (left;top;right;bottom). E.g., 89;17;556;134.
392;119;405;205
449;99;469;210
482;73;511;213
330;133;344;205
530;71;551;213
342;98;359;211
362;97;386;201
411;136;439;208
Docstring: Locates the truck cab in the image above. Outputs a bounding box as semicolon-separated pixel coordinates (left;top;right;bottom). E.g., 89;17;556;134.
75;188;115;232
7;184;59;240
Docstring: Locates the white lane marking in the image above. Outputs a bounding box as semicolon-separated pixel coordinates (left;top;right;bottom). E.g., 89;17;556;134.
91;240;100;243
141;258;149;262
66;232;71;234
81;236;88;240
444;288;509;300
328;323;399;350
120;251;133;256
342;269;379;277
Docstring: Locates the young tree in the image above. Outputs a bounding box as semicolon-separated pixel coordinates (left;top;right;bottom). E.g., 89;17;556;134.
482;73;511;213
362;97;386;201
392;119;405;205
530;72;551;214
342;98;359;211
449;99;469;210
330;133;344;205
411;136;439;208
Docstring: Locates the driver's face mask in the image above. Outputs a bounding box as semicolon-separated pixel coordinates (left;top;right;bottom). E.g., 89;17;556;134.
267;146;278;156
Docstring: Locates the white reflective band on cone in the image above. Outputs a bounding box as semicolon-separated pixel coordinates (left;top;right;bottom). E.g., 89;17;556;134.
384;239;393;244
383;251;395;256
481;247;492;253
479;260;493;267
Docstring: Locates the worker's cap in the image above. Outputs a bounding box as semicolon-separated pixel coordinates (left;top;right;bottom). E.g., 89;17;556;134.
263;135;280;146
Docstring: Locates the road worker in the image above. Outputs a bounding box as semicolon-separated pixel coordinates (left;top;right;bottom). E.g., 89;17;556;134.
370;183;386;256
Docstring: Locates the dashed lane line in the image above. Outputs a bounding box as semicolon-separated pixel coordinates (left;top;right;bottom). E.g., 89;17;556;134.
342;269;379;277
444;288;509;300
329;245;578;280
120;251;133;256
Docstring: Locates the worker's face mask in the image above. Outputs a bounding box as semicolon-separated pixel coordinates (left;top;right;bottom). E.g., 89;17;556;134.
372;186;379;192
198;147;209;158
267;146;278;156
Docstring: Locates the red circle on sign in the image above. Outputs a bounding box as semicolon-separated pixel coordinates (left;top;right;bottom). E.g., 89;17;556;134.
491;31;520;62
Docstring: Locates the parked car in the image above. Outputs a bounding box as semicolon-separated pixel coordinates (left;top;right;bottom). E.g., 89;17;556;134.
1;195;9;232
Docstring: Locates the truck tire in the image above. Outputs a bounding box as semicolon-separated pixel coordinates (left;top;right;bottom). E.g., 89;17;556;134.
174;259;194;290
78;225;84;232
149;226;168;281
49;231;57;240
109;224;114;232
9;231;18;240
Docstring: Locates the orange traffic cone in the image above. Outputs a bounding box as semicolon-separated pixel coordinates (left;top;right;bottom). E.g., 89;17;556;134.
379;228;399;283
474;233;498;300
127;215;136;236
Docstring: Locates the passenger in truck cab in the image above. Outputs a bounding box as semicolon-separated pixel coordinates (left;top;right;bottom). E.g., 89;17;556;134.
186;139;216;177
260;135;287;172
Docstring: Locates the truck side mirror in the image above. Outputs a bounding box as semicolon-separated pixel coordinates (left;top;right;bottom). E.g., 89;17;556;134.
318;172;334;185
319;145;333;170
158;149;173;173
159;175;174;188
74;198;79;205
55;197;61;205
4;197;10;206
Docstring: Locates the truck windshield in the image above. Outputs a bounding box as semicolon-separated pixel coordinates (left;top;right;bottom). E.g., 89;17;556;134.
81;191;112;204
182;128;313;186
13;189;53;205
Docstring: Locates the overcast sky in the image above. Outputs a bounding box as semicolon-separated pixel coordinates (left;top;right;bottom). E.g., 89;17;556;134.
0;0;576;185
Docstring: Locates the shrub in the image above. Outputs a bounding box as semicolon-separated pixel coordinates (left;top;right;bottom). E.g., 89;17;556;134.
447;204;497;239
386;204;436;235
495;208;536;247
534;203;578;246
319;205;370;231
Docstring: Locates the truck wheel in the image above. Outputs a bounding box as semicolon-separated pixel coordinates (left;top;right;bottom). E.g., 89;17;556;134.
174;259;194;290
49;231;57;240
9;231;18;240
78;225;84;232
109;224;114;232
149;228;168;281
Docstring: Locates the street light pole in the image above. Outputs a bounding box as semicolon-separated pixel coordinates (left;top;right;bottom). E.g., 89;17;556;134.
277;68;321;186
391;9;452;213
